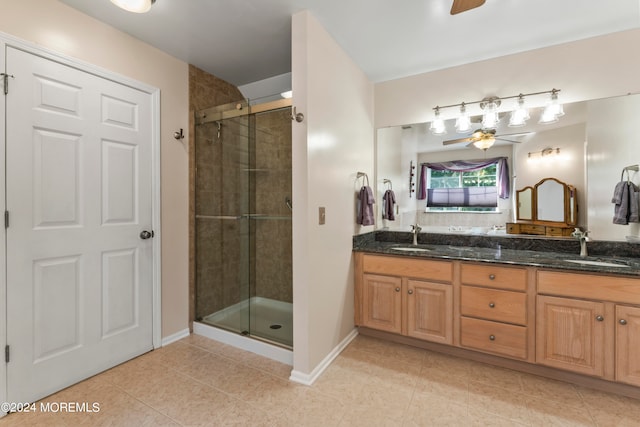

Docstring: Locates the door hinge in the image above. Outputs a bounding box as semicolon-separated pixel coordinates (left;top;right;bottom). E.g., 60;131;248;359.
4;210;8;229
5;345;9;363
1;73;14;95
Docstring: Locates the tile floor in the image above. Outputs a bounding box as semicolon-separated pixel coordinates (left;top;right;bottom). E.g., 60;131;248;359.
2;333;640;426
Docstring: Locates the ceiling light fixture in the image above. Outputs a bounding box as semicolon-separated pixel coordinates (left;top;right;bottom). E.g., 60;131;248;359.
110;0;156;13
430;88;562;135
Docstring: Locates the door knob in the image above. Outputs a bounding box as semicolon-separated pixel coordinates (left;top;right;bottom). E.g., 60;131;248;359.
140;230;154;240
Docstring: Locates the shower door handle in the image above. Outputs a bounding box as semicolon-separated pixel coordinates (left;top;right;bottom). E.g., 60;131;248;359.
140;230;154;240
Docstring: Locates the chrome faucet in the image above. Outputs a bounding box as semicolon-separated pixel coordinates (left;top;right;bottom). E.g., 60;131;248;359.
411;223;422;245
571;228;590;257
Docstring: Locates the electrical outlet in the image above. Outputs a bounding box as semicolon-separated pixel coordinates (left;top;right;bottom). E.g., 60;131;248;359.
319;207;326;225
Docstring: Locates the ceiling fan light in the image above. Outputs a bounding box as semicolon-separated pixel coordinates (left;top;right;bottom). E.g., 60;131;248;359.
455;104;472;133
110;0;155;13
472;137;495;151
430;107;447;135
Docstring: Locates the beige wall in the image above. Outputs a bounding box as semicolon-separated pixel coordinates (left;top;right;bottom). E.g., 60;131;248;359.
0;0;190;339
291;11;374;376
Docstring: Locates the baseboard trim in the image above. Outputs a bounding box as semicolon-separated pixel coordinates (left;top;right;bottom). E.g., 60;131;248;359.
161;328;190;347
289;328;358;386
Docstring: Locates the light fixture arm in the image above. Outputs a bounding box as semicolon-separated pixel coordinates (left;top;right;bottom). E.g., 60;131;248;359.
432;88;561;112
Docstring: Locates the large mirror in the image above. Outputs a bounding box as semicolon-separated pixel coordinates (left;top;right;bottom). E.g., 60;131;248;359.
376;93;640;241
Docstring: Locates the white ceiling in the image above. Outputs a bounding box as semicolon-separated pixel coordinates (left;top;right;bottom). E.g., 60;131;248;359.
59;0;640;87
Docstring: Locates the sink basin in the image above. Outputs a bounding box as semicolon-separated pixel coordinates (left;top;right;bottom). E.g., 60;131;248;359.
564;259;630;268
391;246;431;252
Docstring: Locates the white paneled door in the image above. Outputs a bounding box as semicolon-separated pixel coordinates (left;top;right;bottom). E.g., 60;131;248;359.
5;47;154;404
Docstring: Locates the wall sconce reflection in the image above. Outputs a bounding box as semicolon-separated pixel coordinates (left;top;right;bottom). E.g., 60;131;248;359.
528;147;560;160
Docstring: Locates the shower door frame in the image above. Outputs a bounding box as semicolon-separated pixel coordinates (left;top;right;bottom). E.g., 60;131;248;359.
194;97;292;347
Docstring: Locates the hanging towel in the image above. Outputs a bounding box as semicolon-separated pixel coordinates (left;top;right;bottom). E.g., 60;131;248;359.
357;185;375;226
382;189;396;220
612;181;640;224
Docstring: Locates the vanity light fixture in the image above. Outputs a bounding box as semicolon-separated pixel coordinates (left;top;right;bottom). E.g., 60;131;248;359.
480;97;500;129
539;89;564;124
429;107;446;135
455;103;472;133
430;88;562;134
528;147;560;159
110;0;155;13
509;95;530;127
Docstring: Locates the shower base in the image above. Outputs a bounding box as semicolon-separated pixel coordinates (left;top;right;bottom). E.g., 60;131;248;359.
196;297;293;364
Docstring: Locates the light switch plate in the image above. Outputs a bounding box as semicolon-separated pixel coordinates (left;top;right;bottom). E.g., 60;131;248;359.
319;207;326;225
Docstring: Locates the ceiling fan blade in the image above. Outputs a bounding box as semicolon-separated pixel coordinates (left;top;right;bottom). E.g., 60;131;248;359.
450;0;486;15
443;137;475;145
495;131;534;138
495;138;523;144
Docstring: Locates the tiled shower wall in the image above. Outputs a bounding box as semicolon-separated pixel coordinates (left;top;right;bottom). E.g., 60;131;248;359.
189;65;244;326
251;109;293;303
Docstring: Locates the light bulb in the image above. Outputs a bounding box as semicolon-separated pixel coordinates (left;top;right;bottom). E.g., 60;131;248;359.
430;108;446;135
455;104;472;133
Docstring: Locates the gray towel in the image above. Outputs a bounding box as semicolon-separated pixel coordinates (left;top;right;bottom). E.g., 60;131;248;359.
613;181;640;224
383;189;396;220
357;186;375;226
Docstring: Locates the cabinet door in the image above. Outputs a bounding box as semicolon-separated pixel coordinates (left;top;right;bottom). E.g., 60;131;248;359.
616;305;640;387
406;280;452;344
362;274;402;334
536;295;606;377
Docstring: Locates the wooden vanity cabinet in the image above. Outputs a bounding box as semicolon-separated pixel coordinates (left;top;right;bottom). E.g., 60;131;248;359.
356;254;453;345
616;305;640;387
537;270;640;386
459;263;530;360
536;295;607;377
355;251;640;393
361;274;402;334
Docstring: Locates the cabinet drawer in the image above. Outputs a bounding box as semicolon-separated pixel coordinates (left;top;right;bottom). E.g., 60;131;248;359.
538;270;640;305
362;254;452;282
461;317;528;360
461;285;527;325
460;263;527;291
545;226;572;237
519;224;546;235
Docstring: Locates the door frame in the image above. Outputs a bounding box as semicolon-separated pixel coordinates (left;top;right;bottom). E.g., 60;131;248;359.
0;32;162;407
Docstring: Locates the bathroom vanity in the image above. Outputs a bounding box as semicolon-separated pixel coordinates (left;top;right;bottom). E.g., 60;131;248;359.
353;231;640;397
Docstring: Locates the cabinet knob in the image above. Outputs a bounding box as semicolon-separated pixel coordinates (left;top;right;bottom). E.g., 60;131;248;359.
395;287;400;292
595;315;604;322
489;302;495;308
489;335;496;341
489;274;496;280
408;289;414;295
619;319;628;325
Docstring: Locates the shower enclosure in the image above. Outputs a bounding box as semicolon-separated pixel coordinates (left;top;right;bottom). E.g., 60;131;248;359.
194;98;293;349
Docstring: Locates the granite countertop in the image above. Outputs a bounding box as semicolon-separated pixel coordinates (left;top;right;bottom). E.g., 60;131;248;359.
353;231;640;276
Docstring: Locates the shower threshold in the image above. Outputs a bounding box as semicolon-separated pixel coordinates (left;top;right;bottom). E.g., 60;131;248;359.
193;320;293;366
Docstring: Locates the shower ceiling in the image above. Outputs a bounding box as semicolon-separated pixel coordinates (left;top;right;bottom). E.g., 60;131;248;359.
59;0;640;86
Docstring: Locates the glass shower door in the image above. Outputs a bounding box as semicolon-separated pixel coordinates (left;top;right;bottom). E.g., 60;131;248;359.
195;100;251;335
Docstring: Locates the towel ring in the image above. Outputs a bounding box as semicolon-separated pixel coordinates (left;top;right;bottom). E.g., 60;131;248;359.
357;171;369;187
